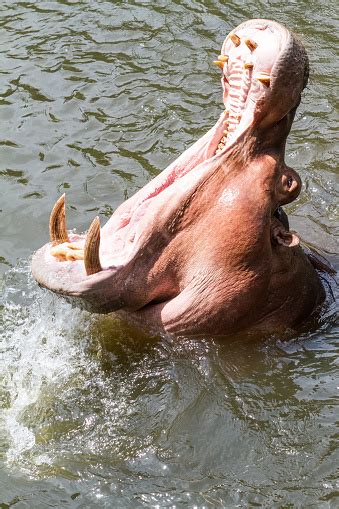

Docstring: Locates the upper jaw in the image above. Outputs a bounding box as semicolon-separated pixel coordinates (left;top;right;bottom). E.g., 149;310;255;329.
214;18;308;154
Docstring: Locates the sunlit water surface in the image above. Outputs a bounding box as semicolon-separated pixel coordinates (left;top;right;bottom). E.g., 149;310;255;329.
0;1;338;507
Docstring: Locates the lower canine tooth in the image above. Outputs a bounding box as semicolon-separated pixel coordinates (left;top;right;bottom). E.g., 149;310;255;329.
84;216;102;276
49;194;69;245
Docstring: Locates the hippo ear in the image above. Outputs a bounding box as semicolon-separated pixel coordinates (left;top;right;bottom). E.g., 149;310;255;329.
272;225;299;247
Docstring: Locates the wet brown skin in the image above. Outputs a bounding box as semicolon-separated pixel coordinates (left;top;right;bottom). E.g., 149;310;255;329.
31;19;328;336
117;119;325;335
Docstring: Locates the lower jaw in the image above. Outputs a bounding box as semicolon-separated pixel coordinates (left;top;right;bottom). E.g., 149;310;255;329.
44;109;252;277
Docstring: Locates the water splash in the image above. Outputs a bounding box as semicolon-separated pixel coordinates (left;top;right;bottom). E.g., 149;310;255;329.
0;260;94;471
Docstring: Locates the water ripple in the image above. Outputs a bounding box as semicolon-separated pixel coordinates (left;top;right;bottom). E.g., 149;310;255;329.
0;1;338;507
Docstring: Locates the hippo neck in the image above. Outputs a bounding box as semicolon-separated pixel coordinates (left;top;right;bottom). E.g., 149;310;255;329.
218;125;288;181
251;106;297;156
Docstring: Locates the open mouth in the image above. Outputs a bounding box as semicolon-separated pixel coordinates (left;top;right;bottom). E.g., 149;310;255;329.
32;19;293;298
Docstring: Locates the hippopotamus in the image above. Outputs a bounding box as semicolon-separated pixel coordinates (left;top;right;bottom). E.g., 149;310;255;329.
31;18;328;336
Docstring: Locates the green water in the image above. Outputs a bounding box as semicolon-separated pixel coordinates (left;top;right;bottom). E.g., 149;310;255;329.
0;1;338;507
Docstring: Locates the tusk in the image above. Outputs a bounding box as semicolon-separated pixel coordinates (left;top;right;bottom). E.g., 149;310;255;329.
256;72;271;87
84;216;102;275
218;54;229;62
245;39;257;51
49;193;69;245
213;60;225;70
230;33;241;46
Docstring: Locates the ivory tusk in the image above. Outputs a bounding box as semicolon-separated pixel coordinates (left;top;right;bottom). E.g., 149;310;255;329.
49;194;70;245
84;216;102;275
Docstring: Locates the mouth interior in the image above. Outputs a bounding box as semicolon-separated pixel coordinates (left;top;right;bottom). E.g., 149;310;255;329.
142;22;286;196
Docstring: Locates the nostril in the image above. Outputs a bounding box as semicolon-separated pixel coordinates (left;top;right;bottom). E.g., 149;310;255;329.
287;176;293;188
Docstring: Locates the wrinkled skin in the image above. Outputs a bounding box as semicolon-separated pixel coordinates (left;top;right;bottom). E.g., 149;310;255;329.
32;19;329;336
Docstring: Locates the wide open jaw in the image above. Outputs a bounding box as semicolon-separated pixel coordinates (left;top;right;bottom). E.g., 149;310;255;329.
31;19;308;308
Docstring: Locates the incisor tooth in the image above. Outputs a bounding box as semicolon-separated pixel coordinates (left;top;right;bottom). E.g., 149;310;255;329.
230;33;241;46
49;193;69;245
256;72;271;87
50;244;68;259
84;216;102;276
245;39;257;51
66;243;83;250
213;60;225;70
218;54;229;62
66;250;84;261
50;242;84;261
244;62;254;70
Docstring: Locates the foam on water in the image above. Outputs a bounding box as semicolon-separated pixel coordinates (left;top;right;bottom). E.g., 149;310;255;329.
0;261;95;471
0;260;172;480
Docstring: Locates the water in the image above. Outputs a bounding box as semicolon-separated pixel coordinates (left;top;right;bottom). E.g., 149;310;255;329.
0;1;338;507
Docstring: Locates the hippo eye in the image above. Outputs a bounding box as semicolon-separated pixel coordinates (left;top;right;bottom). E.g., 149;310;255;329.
287;176;293;188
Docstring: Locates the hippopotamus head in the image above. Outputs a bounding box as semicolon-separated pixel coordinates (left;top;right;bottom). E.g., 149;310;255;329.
32;19;325;335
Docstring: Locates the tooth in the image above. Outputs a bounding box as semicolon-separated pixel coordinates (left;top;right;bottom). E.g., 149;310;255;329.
230;33;241;46
245;39;257;51
244;62;254;70
218;54;229;62
50;244;67;260
66;242;83;250
213;60;225;70
84;216;102;275
256;72;271;87
49;193;69;245
66;250;84;261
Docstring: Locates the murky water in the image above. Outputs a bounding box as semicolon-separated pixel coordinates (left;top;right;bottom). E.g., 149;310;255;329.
0;1;338;507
